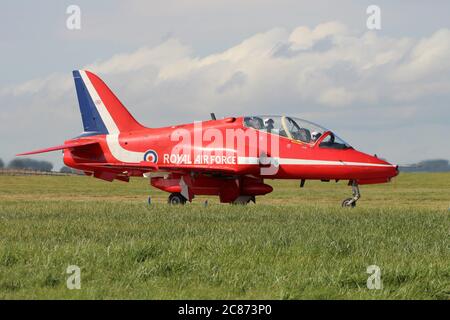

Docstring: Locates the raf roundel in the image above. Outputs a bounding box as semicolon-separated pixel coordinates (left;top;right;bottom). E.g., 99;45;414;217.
143;150;158;163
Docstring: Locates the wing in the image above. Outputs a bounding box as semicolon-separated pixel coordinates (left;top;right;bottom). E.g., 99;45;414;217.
80;161;239;182
82;162;237;175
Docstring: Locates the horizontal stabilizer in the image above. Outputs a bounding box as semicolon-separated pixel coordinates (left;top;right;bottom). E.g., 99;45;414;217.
16;140;98;156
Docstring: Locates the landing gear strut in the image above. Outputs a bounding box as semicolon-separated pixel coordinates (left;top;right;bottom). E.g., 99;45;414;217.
168;192;187;205
342;181;360;208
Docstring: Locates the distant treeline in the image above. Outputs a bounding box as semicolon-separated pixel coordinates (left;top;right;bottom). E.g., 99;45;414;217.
6;158;54;171
0;158;84;175
399;159;450;172
59;166;84;175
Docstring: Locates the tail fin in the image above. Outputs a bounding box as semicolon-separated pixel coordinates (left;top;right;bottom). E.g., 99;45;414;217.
72;70;145;135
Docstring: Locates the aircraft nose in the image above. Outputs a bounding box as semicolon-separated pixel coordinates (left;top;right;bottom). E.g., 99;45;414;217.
387;162;399;178
370;154;399;179
350;150;399;182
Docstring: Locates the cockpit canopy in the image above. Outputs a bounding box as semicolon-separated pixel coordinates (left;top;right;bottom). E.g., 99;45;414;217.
243;115;350;149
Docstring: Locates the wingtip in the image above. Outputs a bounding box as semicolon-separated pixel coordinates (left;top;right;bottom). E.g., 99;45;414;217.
15;151;40;157
15;151;37;157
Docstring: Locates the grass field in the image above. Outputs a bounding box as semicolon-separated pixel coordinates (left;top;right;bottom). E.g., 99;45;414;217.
0;173;449;299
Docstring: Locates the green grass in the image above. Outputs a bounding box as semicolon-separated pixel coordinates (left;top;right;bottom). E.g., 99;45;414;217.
0;173;449;299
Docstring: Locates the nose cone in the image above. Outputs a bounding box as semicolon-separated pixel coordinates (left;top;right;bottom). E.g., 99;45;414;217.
371;155;399;179
350;150;399;183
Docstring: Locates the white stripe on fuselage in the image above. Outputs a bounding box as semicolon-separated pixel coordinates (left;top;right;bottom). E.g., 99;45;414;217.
237;157;395;167
105;134;145;163
79;71;145;163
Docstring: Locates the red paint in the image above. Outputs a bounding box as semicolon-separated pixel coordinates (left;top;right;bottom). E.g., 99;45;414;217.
18;70;399;204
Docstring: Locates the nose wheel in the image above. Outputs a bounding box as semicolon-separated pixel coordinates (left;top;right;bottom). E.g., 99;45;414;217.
168;192;187;205
342;181;360;208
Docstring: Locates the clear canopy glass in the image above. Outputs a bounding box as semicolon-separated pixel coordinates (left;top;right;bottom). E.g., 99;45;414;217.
243;115;350;149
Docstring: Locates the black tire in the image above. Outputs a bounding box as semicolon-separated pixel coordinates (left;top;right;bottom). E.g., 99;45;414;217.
231;196;255;205
342;198;356;208
168;193;187;205
231;201;249;206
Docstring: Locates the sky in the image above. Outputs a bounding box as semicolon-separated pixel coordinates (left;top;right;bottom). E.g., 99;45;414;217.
1;0;449;169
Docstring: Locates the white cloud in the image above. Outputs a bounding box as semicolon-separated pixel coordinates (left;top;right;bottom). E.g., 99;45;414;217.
318;87;354;107
1;21;450;165
86;39;192;75
392;29;450;82
289;21;348;50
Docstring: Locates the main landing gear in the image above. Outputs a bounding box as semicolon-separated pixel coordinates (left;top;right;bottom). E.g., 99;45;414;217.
342;181;360;208
232;195;256;205
168;192;187;205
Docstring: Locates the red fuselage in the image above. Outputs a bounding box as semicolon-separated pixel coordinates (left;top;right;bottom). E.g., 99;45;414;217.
19;70;398;205
62;116;398;202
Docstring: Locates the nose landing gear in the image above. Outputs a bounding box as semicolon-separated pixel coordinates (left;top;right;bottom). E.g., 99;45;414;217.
342;180;360;208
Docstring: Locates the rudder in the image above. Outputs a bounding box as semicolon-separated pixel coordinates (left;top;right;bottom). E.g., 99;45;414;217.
72;70;145;135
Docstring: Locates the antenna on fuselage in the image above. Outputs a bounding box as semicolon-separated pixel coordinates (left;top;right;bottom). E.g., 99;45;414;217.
210;113;217;120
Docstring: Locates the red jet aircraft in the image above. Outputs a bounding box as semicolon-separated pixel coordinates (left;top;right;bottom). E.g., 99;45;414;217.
18;70;398;207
